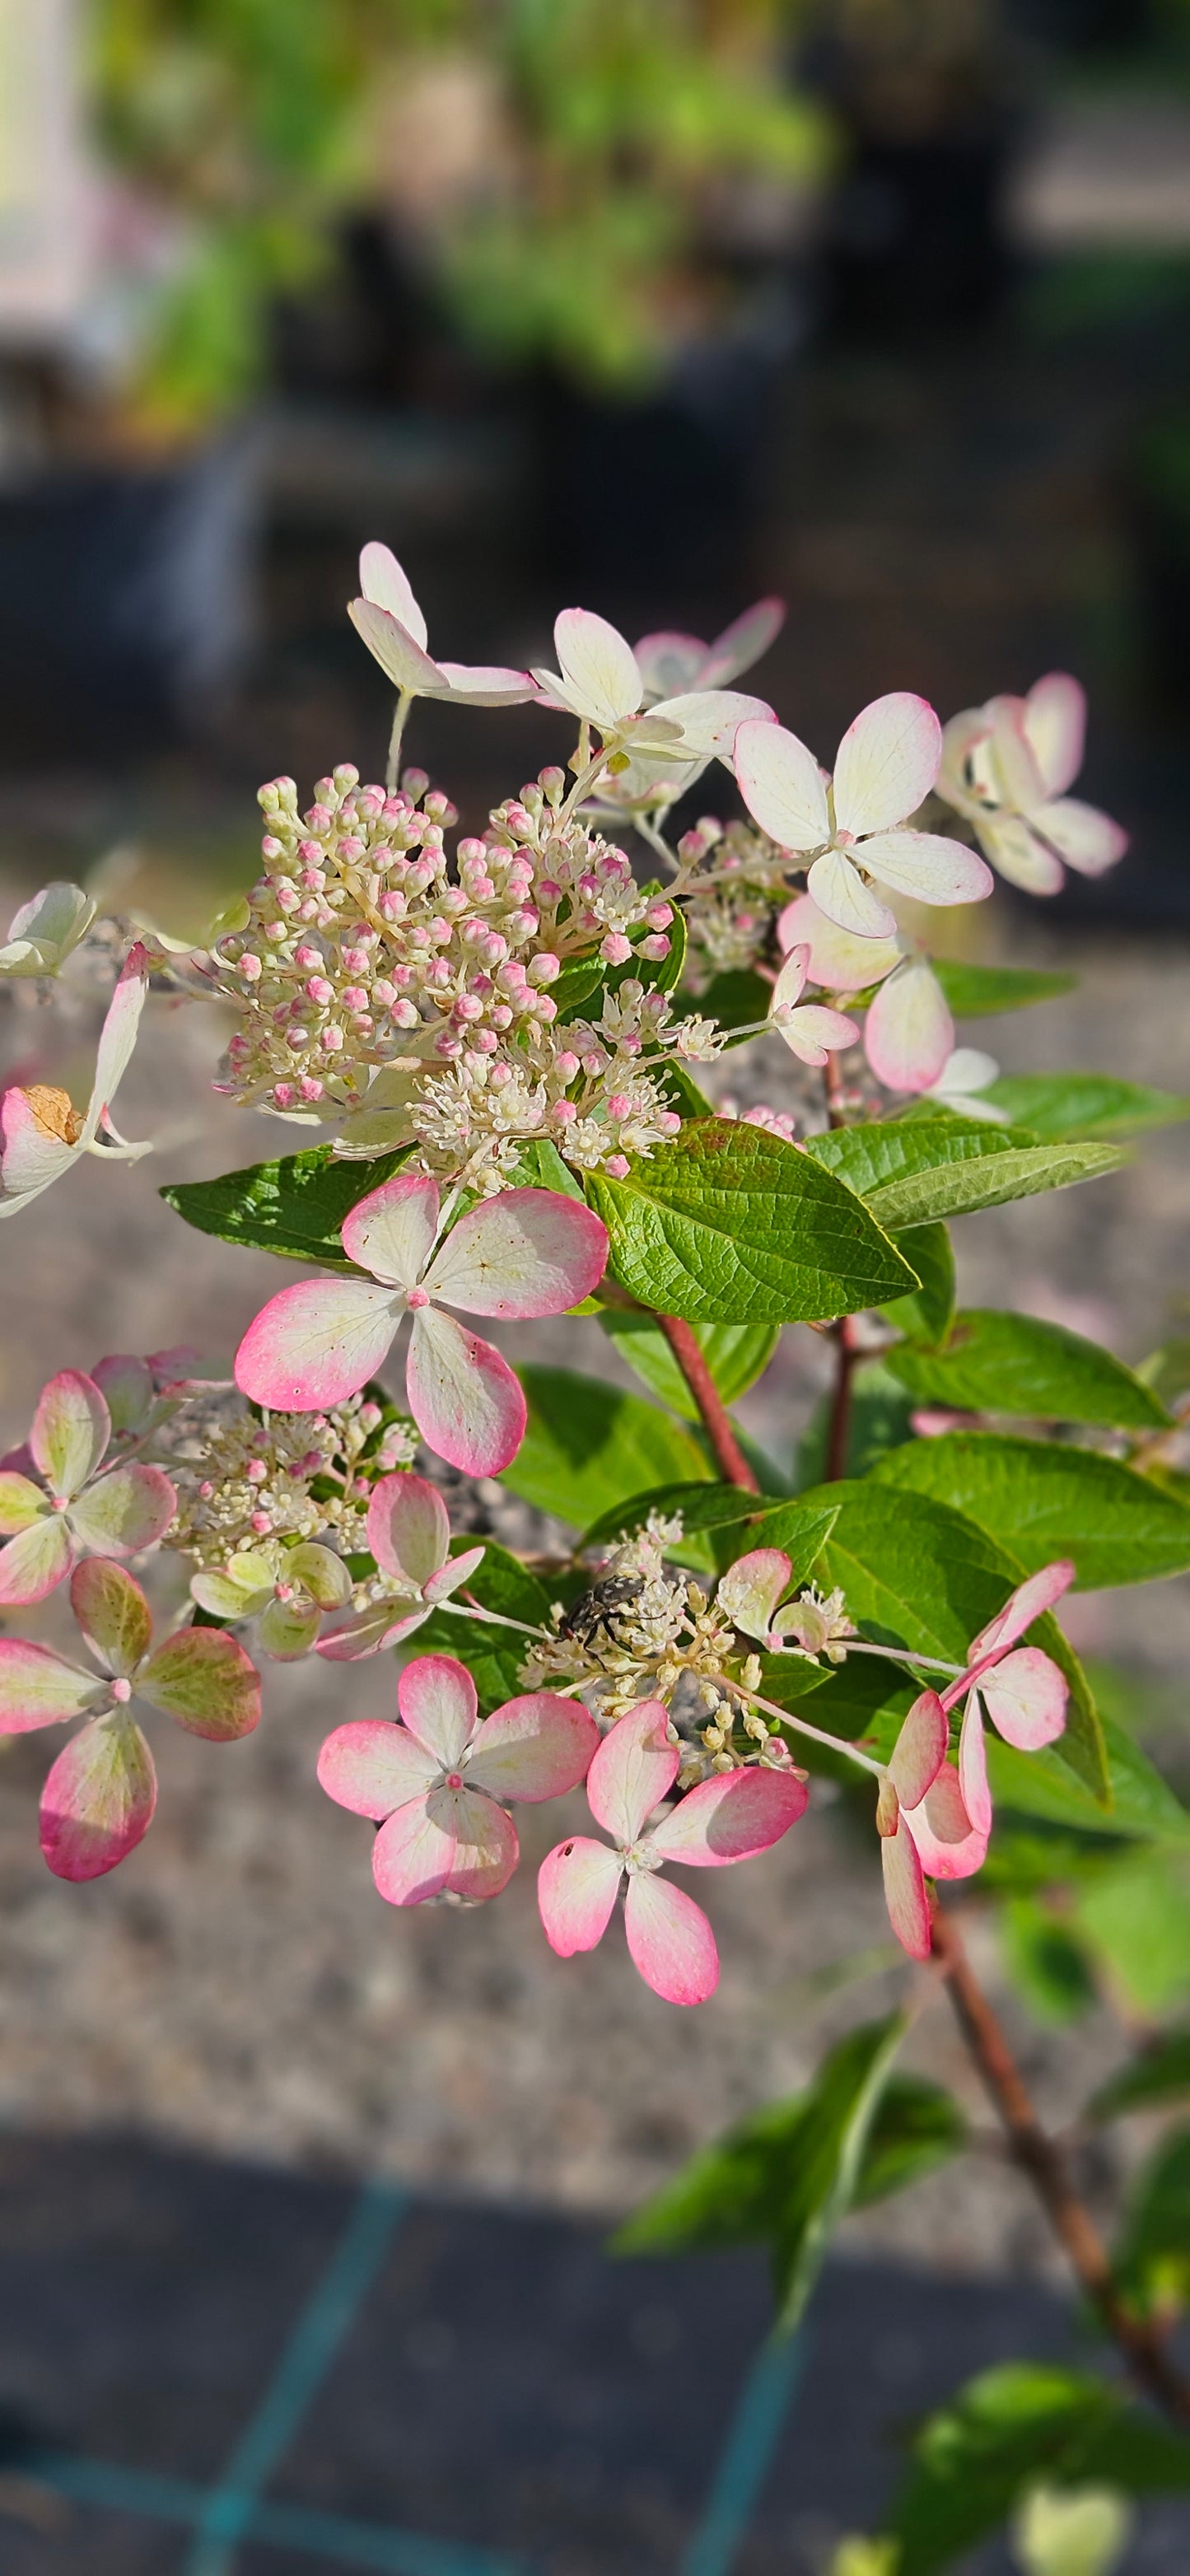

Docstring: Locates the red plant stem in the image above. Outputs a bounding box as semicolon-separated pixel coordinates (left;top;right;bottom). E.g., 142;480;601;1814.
931;1904;1190;2429
824;1317;859;1483
654;1313;759;1491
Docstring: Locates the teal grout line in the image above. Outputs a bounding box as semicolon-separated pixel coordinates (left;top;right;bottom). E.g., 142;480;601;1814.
679;2331;807;2576
26;2450;525;2576
183;2172;409;2576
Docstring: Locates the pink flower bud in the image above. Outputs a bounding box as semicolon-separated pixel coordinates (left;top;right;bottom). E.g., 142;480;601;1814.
528;954;560;987
246;1458;268;1484
240;953;263;982
534;994;558;1023
299;1076;324;1103
306;977;334;1006
554;1051;580;1080
320;1026;344;1053
490;1006;513;1029
406;1286;431;1310
378;890;406;922
391;999;420;1029
341;986;368;1011
639;936;670;962
111;1677;133;1704
540;766;565;797
646;902;673;930
658;1111;682;1135
537;880;563;903
601;933;633;966
294;945;320;969
250;1510;273;1535
605;1154;631;1178
457;837;487;864
553;1099;578;1125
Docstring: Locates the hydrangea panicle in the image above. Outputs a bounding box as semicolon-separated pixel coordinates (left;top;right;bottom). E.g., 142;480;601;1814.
0;1368;175;1607
939;674;1127;894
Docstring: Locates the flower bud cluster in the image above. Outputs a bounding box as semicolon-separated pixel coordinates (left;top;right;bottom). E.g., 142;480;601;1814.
670;815;794;989
410;976;689;1194
158;1388;416;1582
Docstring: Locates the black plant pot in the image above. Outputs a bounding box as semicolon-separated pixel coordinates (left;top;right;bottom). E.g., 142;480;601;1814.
0;426;263;758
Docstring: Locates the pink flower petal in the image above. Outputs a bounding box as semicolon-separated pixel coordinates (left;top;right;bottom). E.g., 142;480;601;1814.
434;661;537;707
776;894;900;992
359;541;428;648
30;1370;110;1500
422;1188;607;1319
405;1305;526;1475
624;1872;719;2004
89;944;149;1137
317;1718;437;1818
888;1690;949;1811
235;1277;398;1411
0;1512;72;1606
137;1628;261;1740
0;1637;104;1733
735;718;830;852
315;1604;430;1661
979;814;1066;895
366;1471;449;1585
646;1765;807;1866
903;1757;987;1882
965;1561;1075;1666
1023;672;1085;798
855;830;994;908
340;1171;441;1288
806;848;897;940
348;597;444;694
833;693;942;839
986;698;1048;811
68;1461;176;1556
1034;798;1127;880
0;1472;46;1534
91;1354;155;1434
692;596;785;690
466;1692;599;1803
586;1701;677;1846
397;1653;478;1766
716;1548;792;1642
777;1004;859;1067
864;958;954;1094
882;1817;931;1960
70;1559;152;1677
372;1784;517;1906
40;1715;156;1881
538;1836;624;1954
959;1690;993;1840
980;1648;1068;1750
422;1544;486;1603
553;608;642;729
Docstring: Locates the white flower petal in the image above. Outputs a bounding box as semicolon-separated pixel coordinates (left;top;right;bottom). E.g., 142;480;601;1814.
359;542;429;649
1023;672;1085;798
856;830;993;908
735;719;830;852
833;692;942;838
553;608;642;729
806;848;896;940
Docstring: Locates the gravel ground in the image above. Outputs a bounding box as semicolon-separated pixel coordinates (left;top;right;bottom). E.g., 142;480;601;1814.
0;906;1186;2278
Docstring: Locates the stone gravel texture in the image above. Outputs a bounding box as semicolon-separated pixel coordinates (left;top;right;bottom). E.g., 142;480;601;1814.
0;908;1186;2288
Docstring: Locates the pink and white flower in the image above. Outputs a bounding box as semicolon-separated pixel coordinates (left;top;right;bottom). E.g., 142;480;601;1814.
531;605;773;776
0;882;96;979
634;597;785;702
315;1471;486;1660
538;1700;807;2004
0;1558;260;1880
735;695;993;940
235;1174;607;1475
775;894;954;1094
317;1651;599;1907
939;674;1127;895
768;945;859;1067
0;943;151;1216
191;1540;354;1660
878;1560;1075;1958
349;543;536;709
0;1369;175;1608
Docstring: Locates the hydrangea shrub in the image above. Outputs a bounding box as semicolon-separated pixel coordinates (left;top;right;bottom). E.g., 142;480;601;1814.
2;551;1189;2567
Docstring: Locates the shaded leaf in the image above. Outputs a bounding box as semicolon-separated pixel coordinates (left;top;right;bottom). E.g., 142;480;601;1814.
982;1072;1190;1141
871;1434;1190;1590
500;1367;712;1532
413;1542;553;1713
161;1145;413;1267
879;1223;956;1347
805;1119;1123;1231
598;1308;780;1422
1114;2127;1190;2313
1087;2031;1190;2125
796;1360;916;1486
884;1312;1170;1431
931;961;1078;1017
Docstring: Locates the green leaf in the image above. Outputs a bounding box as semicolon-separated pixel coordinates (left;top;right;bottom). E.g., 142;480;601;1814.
1114;2127;1190;2313
796;1360;917;1486
931;960;1078;1017
598;1308;779;1421
586;1119;917;1325
851;2074;968;2207
553;957;606;1022
677;966;771;1043
505;1136;586;1201
798;1478;1108;1800
879;1223;956;1346
499;1366;712;1531
614;2016;912;2334
1076;1847;1190;2013
999;1896;1098;2023
988;1717;1190;1845
982;1072;1190;1141
805;1118;1124;1230
578;1481;784;1552
870;1433;1190;1589
413;1542;552;1714
161;1145;413;1267
1087;2029;1190;2123
884;1312;1171;1431
885;2364;1190;2576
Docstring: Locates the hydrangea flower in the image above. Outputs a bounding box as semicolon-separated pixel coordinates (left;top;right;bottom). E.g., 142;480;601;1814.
349;543;537;710
717;1552;855;1663
878;1561;1074;1958
734;695;993;939
235;1174;607;1474
0;1369;175;1608
924;1047;1010;1122
0;945;150;1217
938;674;1127;895
768;945;859;1067
0;1559;260;1880
531;606;773;772
775;894;954;1094
315;1471;486;1661
0;882;96;978
317;1651;599;1907
191;1540;353;1659
634;597;785;700
537;1699;808;2004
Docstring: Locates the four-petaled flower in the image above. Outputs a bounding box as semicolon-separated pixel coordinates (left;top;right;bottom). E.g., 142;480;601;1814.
349;543;537;709
0;1559;261;1879
317;1651;599;1907
938;673;1127;896
777;894;956;1095
0;882;96;979
191;1540;353;1660
0;1369;175;1608
538;1700;807;2005
531;605;773;777
0;945;151;1216
235;1174;608;1476
734;694;992;940
717;1551;854;1663
634;597;786;701
878;1561;1075;1959
768;945;859;1067
315;1471;486;1661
